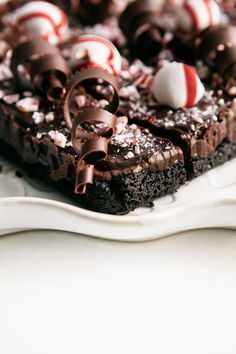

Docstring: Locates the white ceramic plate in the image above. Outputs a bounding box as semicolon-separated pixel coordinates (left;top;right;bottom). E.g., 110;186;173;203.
1;155;236;241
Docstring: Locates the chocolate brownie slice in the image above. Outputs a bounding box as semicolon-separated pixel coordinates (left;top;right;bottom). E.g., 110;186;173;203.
0;0;235;216
0;79;186;214
117;61;236;178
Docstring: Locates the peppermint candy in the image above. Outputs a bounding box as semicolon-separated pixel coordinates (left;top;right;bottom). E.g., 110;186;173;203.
5;1;68;44
151;62;205;109
70;35;122;75
177;0;221;32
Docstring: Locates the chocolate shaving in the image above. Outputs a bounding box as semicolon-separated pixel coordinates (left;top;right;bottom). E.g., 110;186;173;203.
63;67;119;194
10;38;68;101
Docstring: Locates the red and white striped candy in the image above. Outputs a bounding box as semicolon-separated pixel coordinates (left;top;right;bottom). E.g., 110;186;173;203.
177;0;221;32
6;1;68;44
70;35;122;76
151;62;205;109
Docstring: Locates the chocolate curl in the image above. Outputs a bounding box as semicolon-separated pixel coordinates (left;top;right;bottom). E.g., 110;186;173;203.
75;0;112;24
10;38;59;75
75;163;94;194
197;25;236;60
215;46;236;75
10;38;68;101
71;108;117;149
64;67;119;129
63;67;119;194
74;136;109;194
196;25;236;94
30;54;69;101
119;0;163;60
223;62;236;95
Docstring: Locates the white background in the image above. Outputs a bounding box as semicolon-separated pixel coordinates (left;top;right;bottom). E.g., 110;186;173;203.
0;228;236;354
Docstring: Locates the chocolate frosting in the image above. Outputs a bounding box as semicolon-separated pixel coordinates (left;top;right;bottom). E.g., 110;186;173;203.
63;67;119;194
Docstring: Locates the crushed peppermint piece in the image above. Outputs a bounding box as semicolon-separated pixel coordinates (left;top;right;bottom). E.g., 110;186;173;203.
114;116;128;134
192;116;204;124
0;63;13;81
16;97;40;112
126;151;134;159
75;95;87;108
32;112;45;125
45;112;55;123
135;128;142;137
98;99;109;108
134;146;141;155
217;44;225;51
218;98;225;106
227;86;236;96
23;91;33;97
3;94;20;104
48;130;67;148
0;90;4;99
119;85;140;100
36;132;43;139
212;115;218;122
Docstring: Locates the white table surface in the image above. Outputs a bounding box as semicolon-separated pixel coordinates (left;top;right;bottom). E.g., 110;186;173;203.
0;228;236;354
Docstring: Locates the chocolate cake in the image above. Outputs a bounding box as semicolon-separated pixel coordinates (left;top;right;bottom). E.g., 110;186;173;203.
0;0;235;214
